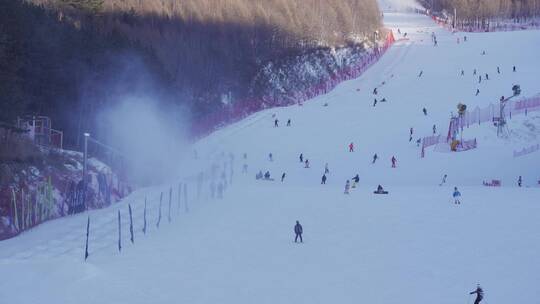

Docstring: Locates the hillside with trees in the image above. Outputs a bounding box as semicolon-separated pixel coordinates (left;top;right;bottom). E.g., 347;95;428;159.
1;0;382;149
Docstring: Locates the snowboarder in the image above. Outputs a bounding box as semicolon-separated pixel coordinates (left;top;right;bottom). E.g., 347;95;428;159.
453;187;461;204
269;153;273;162
304;159;310;168
274;119;279;127
469;285;484;304
374;185;388;194
432;124;436;134
373;98;378;107
349;142;354;152
324;163;329;174
281;172;286;182
439;174;447;186
391;156;397;168
372;153;378;164
287;119;291;127
321;174;327;184
422;108;427;116
344;180;351;194
294;221;303;243
264;171;271;180
351;174;360;188
299;153;303;163
518;176;522;187
476;89;480;96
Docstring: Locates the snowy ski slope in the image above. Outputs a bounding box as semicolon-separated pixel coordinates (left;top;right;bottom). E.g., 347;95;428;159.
1;7;540;304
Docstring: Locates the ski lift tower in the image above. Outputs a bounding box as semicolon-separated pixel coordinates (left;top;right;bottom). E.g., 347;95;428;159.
496;85;521;137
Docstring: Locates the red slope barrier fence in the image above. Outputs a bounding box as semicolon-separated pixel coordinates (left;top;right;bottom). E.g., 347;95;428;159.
191;32;396;140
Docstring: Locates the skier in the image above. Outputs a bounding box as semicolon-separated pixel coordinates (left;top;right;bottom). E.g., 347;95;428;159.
321;174;327;184
416;138;421;147
391;156;397;168
373;88;378;95
372;153;378;164
274;119;279;127
304;159;310;168
243;153;247;160
439;174;447;186
324;163;329;174
299;153;303;163
410;127;414;136
351;174;360;188
473;69;477;75
453;187;461;204
349;142;354;152
294;221;303;243
464;35;467;42
418;70;423;77
269;153;273;162
256;170;263;180
518;176;522;187
344;180;351;194
281;172;286;182
461;70;465;76
485;73;489;80
264;171;271;180
287;119;291;127
373;98;378;107
476;89;480;96
432;124;436;134
478;75;482;83
513;66;516;72
422;108;427;116
497;66;500;74
469;285;484;304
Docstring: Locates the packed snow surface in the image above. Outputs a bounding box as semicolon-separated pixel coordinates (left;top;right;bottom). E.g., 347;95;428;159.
1;7;540;304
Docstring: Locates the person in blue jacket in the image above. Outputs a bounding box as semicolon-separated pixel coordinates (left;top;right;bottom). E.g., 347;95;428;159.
294;221;303;243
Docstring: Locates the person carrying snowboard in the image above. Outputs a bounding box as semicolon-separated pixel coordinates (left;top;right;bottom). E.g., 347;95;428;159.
453;187;461;204
344;180;351;194
321;174;327;184
294;221;303;243
469;285;484;304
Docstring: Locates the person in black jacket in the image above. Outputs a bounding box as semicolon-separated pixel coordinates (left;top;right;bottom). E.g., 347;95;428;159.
321;174;327;184
294;221;303;243
469;285;484;304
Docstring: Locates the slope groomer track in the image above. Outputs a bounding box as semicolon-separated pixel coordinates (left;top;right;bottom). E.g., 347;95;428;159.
1;2;540;304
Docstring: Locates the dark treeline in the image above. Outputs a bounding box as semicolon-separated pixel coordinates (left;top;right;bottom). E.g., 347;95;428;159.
425;0;540;21
1;0;382;149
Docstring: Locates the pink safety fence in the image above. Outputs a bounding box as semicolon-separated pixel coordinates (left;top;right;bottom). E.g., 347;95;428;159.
190;32;396;140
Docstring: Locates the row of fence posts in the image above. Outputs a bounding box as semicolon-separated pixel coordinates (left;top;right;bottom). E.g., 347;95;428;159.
84;182;189;261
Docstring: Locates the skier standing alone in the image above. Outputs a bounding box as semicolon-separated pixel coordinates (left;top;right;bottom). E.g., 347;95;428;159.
349;142;354;152
469;285;484;304
391;156;397;168
453;187;461;204
294;221;303;243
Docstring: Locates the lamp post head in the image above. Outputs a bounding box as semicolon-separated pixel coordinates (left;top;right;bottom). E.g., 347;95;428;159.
84;133;90;137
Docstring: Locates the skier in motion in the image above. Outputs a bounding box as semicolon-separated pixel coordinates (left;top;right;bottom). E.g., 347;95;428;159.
294;221;303;243
391;156;397;168
453;187;461;204
349;142;354;152
469;285;484;304
439;174;447;186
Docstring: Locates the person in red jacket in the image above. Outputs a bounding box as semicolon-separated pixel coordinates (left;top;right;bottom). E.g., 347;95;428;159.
349;142;354;152
391;156;397;168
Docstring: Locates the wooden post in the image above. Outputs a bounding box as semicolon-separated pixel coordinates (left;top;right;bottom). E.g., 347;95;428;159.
84;216;90;261
142;197;147;234
156;192;163;228
168;187;172;223
128;204;134;244
183;183;188;213
118;210;122;252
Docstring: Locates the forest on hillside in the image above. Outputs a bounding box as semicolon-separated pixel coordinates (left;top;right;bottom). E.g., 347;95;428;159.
1;0;382;149
426;0;540;20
